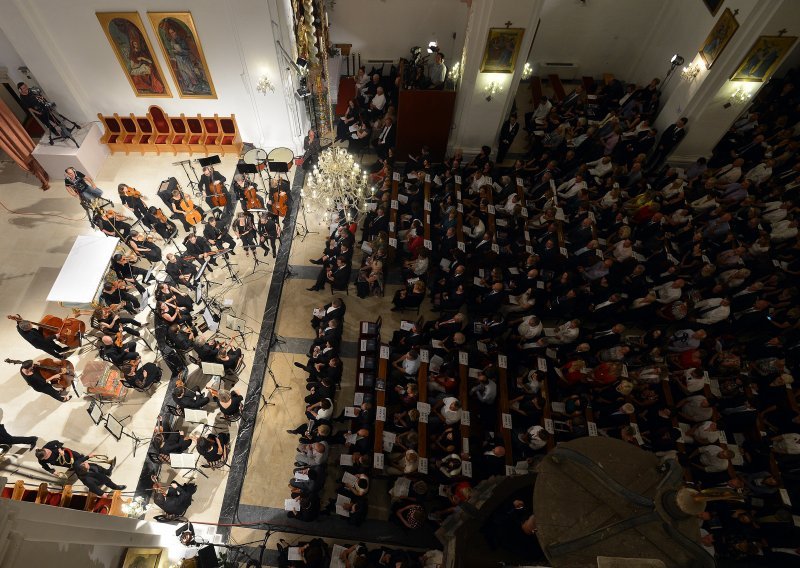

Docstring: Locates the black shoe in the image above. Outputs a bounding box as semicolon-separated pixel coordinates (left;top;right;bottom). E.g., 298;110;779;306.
310;259;323;265
229;250;236;256
115;485;126;491
109;457;117;472
307;287;319;291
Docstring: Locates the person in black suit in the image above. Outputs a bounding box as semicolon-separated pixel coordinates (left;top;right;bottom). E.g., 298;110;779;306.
363;207;389;242
497;113;520;163
648;117;688;169
308;257;351;292
0;423;37;450
172;380;211;410
14;319;70;358
310;297;346;329
302;129;321;171
372;116;396;161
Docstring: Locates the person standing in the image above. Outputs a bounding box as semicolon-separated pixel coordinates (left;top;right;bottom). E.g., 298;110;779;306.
64;167;105;202
648;117;688;170
497;113;520;163
302;129;321;172
13;318;70;358
19;360;71;402
0;421;37;450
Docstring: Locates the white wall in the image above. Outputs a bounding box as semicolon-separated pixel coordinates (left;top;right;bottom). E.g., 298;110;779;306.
328;0;469;66
0;25;29;89
0;0;305;151
531;0;663;80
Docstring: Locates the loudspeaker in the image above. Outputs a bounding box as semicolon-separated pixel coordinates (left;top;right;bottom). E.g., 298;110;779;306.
196;545;219;568
157;177;179;208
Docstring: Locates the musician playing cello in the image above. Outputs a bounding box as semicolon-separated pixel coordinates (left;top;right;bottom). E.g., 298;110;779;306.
19;359;71;402
198;165;227;209
14;318;70;358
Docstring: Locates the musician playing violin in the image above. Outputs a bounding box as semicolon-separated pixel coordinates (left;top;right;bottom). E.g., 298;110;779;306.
19;360;71;402
167;323;195;351
99;334;138;367
14;318;70;358
159;298;193;326
93;305;143;338
128;230;162;263
203;216;236;254
184;232;219;268
233;211;257;256
121;356;162;390
100;281;140;314
199;165;227;208
95;209;133;239
111;253;150;295
146;206;177;240
117;183;148;218
165;253;197;286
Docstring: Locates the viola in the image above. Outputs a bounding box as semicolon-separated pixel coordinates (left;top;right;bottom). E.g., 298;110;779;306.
209;180;228;208
122;185;142;199
271;190;288;217
179;192;203;225
8;313;85;348
244;185;264;210
5;357;75;390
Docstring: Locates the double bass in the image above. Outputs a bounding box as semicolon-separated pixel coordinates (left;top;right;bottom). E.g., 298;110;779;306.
208;180;228;208
5;357;75;390
244;185;264;210
8;313;85;348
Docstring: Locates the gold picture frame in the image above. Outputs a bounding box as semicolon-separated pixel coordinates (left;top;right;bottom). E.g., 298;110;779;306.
96;12;171;98
121;547;163;568
699;8;738;69
731;35;798;82
147;12;217;99
480;28;525;73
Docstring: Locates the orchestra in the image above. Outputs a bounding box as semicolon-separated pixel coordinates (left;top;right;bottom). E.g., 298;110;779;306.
3;153;291;510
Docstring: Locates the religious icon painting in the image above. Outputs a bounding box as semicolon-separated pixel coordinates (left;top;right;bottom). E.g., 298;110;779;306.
96;12;171;97
148;12;217;99
699;8;738;69
731;35;798;82
480;28;525;74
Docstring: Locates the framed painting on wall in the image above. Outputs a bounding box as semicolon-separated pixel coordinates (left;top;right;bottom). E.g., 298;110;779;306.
96;12;171;97
731;35;798;82
121;547;163;568
702;0;724;17
699;8;738;69
148;12;217;99
480;28;525;73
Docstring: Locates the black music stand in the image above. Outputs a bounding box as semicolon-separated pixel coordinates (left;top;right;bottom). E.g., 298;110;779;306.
238;161;267;192
197;155;221;168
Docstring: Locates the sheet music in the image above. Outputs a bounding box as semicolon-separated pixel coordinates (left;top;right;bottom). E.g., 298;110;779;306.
288;547;303;561
284;498;301;512
339;454;354;466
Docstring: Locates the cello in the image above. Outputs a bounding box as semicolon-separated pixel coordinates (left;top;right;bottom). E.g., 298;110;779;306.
208;180;228;208
5;357;75;390
271;187;288;217
244;185;264;210
177;189;203;226
8;313;85;348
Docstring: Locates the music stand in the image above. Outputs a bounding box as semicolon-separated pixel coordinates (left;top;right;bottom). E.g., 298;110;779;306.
202;362;225;377
172;161;200;194
169;452;208;479
197;155;221;168
105;414;149;457
239;161;267;192
226;314;256;350
87;400;103;425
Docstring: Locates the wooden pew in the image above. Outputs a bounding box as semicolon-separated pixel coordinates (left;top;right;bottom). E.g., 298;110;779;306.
496;354;514;467
458;352;473;479
373;344;390;475
387;172;400;263
417;349;430;462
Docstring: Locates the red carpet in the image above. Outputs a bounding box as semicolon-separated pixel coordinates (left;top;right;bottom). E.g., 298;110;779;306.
335;77;356;116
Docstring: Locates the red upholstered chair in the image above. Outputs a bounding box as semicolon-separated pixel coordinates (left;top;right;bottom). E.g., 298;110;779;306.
148;105;176;155
116;114;139;156
169;114;188;151
98;114;124;153
219;115;242;156
183;115;206;155
134;114;156;154
202;116;222;154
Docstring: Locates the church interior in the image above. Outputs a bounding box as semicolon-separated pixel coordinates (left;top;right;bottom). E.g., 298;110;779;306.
0;0;799;567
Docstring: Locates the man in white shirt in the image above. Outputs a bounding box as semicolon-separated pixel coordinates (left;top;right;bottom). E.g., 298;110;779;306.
517;316;543;341
519;424;549;451
587;156;613;179
436;396;462;425
770;219;798;242
556;174;587;201
470;373;497;405
539;319;580;345
693;297;731;325
652;279;685;304
370;86;386;118
745;159;774;186
692;445;733;473
714;158;744;186
678;395;714;422
526;96;552;131
429;52;446;89
686;421;720;445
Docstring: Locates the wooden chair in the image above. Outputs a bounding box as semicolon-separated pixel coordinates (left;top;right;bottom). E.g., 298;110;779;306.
201;116;222;154
218;115;242;156
133;114;156;155
147;106;175;155
168;114;189;151
548;74;567;102
116;113;140;156
183;115;207;155
97;114;125;153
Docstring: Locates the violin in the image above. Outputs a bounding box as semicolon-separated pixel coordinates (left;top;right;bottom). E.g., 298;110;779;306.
209;180;228;208
6;357;75;390
120;185;142;199
8;313;85;348
271;189;288;217
244;185;264;210
115;328;124;348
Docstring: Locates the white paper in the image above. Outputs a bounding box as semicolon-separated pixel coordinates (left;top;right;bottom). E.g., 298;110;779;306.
284;498;301;512
397;193;408;204
462;460;473;478
418;457;428;474
417;401;431;414
588;421;598;436
505;465;516;476
288;547;303;561
544;418;554;434
376;406;387;421
487;205;496;215
431;339;444;349
400;320;414;331
393;476;411;497
380;345;390;359
502;413;513;429
498;354;507;369
455;175;462;184
344;406;357;418
373;452;384;469
382;431;396;451
342;471;357;486
457;241;465;252
459;351;469;365
340;453;354;466
388;237;398;248
419;349;429;363
461;410;471;426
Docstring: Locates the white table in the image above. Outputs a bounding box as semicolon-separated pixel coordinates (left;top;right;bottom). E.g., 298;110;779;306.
47;233;119;306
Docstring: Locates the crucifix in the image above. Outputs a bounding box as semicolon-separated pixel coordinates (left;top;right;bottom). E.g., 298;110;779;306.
504;20;513;28
732;9;739;17
778;28;788;37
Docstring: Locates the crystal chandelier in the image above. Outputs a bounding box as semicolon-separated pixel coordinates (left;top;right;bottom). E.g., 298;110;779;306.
121;495;151;518
303;147;371;222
